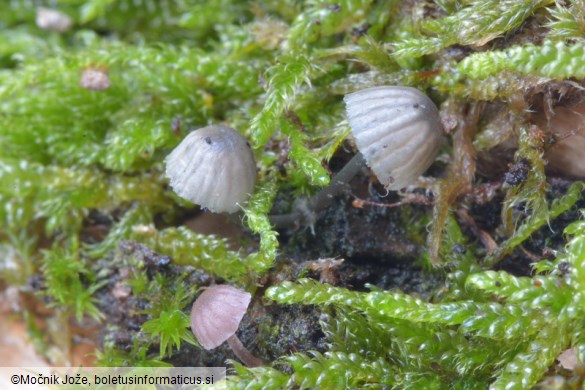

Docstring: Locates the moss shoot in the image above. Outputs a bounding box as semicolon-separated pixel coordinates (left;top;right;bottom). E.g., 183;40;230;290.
1;1;585;388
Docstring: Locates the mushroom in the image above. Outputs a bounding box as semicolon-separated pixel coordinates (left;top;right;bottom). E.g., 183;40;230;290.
36;8;73;33
190;285;262;367
533;103;585;179
80;68;111;91
165;125;257;213
270;86;444;229
344;86;444;190
477;98;585;180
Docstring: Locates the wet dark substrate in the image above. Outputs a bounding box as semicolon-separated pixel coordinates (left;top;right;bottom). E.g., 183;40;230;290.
93;176;583;367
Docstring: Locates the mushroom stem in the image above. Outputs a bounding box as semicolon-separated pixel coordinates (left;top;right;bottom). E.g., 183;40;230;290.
226;334;263;367
306;152;366;212
269;153;366;229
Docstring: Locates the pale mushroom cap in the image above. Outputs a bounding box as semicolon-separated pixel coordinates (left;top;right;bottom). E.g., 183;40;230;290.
190;285;251;350
546;129;585;179
36;8;73;33
164;125;257;213
80;69;111;91
344;86;444;190
533;104;585;178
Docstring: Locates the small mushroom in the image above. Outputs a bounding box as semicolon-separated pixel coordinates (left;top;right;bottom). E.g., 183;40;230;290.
36;8;73;33
165;125;257;213
80;68;111;91
269;86;444;229
533;103;585;179
344;86;444;190
190;285;262;367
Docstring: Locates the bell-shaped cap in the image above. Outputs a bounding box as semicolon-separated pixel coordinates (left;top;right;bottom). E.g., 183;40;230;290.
165;125;256;213
344;86;444;190
190;285;251;350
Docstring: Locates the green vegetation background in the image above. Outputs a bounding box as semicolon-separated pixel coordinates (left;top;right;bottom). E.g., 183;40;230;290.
1;1;585;388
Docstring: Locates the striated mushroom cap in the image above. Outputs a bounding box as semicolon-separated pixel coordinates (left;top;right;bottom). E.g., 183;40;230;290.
344;86;444;190
190;285;251;350
165;125;256;213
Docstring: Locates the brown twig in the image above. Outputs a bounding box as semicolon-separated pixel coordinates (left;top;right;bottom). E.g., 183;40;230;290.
455;207;498;255
351;192;433;209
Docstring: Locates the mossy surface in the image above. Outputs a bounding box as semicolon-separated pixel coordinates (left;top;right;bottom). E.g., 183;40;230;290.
2;1;585;388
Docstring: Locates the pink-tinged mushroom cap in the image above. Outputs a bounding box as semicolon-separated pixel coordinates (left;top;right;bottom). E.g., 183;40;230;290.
190;285;251;350
80;68;111;91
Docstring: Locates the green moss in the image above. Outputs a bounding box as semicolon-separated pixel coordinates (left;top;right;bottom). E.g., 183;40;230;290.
487;182;585;266
41;240;103;322
242;180;279;275
140;275;198;359
262;219;585;387
458;39;585;79
131;226;250;281
547;0;585;40
249;54;319;147
1;1;585;388
393;0;552;60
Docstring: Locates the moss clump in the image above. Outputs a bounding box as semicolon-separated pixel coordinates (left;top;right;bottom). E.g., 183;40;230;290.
1;1;585;388
260;219;585;388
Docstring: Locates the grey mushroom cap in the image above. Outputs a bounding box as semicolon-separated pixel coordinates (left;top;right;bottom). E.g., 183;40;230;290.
190;285;251;350
164;125;257;213
344;86;444;190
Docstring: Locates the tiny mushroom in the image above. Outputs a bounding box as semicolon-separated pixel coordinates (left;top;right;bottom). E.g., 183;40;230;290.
344;86;444;190
36;8;73;33
80;68;111;91
269;86;444;229
533;103;585;179
164;125;257;213
191;285;262;367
